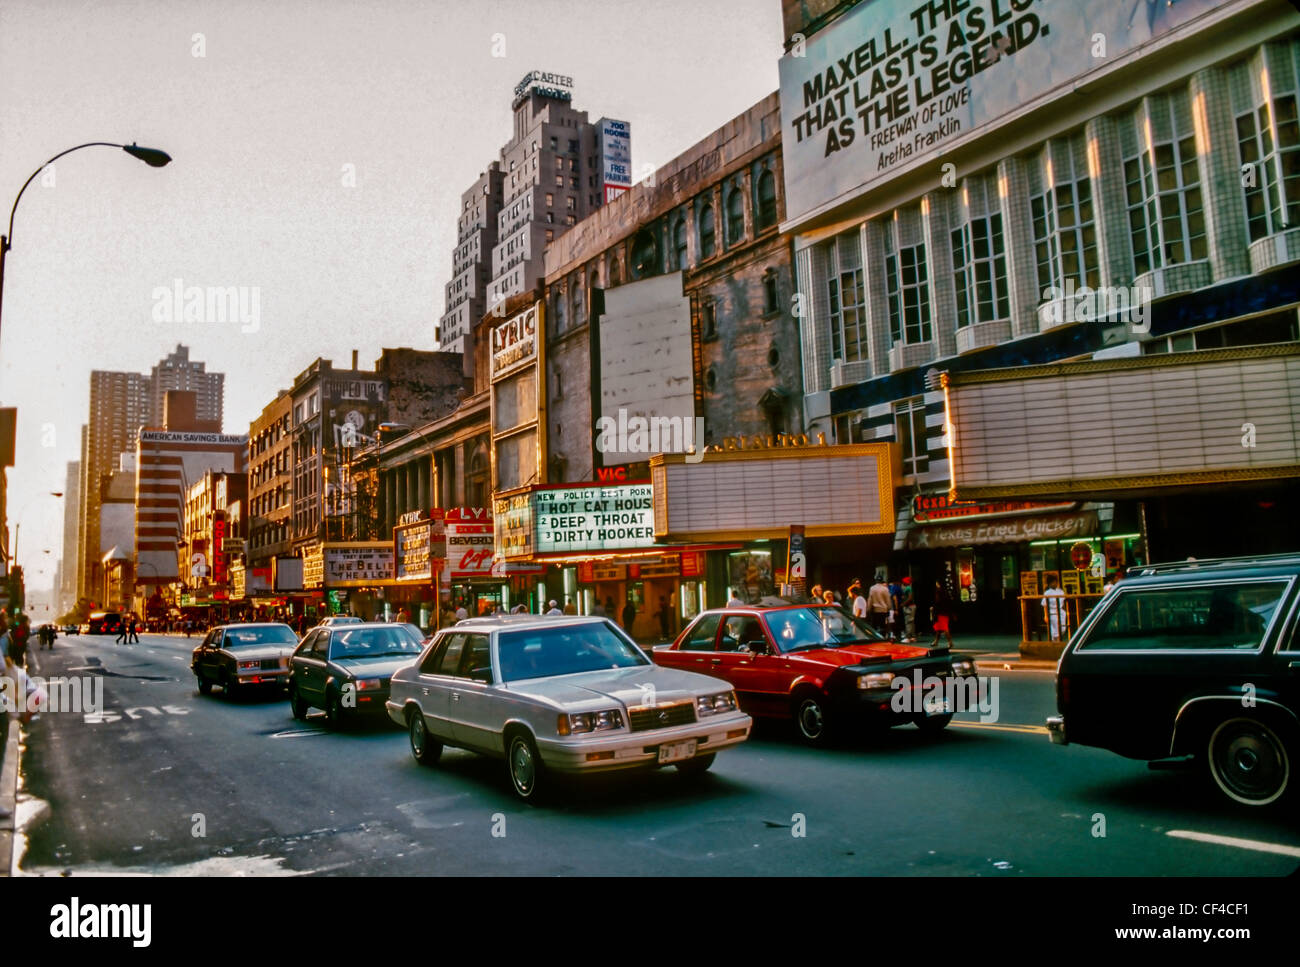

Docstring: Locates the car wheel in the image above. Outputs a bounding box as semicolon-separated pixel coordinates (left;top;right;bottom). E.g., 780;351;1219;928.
675;752;716;777
506;730;546;803
1206;716;1291;807
197;675;212;696
407;708;442;766
916;713;953;733
325;689;344;730
793;691;833;746
289;684;308;721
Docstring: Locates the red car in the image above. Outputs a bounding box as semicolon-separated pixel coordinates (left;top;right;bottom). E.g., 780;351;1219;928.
653;604;979;745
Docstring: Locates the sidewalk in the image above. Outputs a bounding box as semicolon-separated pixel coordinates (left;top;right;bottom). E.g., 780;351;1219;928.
0;704;18;877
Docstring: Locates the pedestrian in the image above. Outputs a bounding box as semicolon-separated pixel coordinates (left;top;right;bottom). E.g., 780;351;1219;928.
455;600;469;622
0;613;9;663
726;591;746;607
11;615;31;668
1042;575;1067;641
657;595;671;637
562;599;578;615
901;577;917;642
622;597;637;632
129;616;140;643
0;650;45;819
887;575;903;641
591;598;607;617
545;599;563;616
822;589;836;606
930;580;955;648
848;580;867;618
867;575;891;634
1103;568;1125;592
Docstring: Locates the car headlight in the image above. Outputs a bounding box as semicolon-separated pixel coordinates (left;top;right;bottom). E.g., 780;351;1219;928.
697;691;737;715
951;659;975;676
355;678;385;691
238;660;260;671
857;671;895;689
557;709;625;735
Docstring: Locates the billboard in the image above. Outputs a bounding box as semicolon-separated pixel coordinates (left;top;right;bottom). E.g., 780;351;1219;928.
598;117;632;193
778;0;1234;227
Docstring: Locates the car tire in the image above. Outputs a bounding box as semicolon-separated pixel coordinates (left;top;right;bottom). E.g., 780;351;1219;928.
506;729;546;804
197;675;212;696
289;684;309;721
224;674;239;700
793;690;834;746
407;708;442;766
916;713;953;733
675;752;716;777
325;689;344;730
1205;716;1291;807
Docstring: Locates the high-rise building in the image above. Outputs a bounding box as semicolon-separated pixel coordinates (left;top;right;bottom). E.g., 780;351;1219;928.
150;344;223;426
76;345;225;600
59;459;80;612
438;71;630;388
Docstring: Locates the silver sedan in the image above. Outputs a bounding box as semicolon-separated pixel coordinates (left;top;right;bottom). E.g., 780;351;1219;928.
387;615;752;802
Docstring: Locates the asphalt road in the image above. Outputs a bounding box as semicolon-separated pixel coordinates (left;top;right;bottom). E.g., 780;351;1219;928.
13;632;1299;876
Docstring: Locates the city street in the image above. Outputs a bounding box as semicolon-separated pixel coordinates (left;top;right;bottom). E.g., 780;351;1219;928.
15;632;1299;876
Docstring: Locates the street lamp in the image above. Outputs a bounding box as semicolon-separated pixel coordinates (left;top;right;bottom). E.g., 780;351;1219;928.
10;490;63;566
1;141;172;350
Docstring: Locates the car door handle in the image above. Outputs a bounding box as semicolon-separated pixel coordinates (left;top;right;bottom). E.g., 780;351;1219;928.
452;693;460;702
711;658;721;664
422;687;429;696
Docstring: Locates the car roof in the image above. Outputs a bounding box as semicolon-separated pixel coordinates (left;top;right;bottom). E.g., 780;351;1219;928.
451;615;613;633
218;622;295;630
1124;553;1300;583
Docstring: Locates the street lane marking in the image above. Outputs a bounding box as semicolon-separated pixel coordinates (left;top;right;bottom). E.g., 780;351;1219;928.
1167;830;1300;858
950;721;1049;735
269;728;329;738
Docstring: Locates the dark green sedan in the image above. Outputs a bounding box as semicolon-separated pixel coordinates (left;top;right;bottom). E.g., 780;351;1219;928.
287;622;425;727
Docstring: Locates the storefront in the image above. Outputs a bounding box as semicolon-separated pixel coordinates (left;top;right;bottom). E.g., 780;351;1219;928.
301;540;395;621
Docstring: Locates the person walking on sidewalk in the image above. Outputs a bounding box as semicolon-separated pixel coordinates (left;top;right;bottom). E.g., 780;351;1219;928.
901;577;917;642
867;576;892;634
11;615;31;668
128;616;140;643
1042;575;1067;641
930;580;955;649
848;580;867;619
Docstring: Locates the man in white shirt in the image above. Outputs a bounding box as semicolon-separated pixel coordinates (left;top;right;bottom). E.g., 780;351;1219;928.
545;600;563;616
1042;575;1067;640
850;581;868;619
726;593;746;607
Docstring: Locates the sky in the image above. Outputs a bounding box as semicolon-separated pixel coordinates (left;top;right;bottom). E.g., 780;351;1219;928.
0;0;784;592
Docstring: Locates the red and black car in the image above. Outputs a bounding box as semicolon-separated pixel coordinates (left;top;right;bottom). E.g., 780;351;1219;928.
654;604;978;745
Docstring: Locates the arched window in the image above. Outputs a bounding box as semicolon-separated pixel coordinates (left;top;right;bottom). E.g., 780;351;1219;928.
757;170;777;230
467;446;490;508
631;229;658;279
571;280;583;325
609;257;621;286
673;217;687;269
726;188;745;246
699;204;716;258
552;290;566;331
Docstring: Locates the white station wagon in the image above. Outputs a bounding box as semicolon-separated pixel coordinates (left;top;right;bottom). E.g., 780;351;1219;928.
386;615;752;802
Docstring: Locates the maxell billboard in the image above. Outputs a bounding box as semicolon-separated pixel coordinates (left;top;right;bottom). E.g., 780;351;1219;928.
778;0;1235;228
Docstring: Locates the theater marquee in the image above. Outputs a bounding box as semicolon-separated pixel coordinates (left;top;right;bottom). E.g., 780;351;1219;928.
650;443;897;542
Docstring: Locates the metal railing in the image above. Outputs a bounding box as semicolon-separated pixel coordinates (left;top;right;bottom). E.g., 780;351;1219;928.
1019;593;1106;644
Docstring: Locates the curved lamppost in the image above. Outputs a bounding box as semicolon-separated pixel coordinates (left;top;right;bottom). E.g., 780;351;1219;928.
1;141;171;349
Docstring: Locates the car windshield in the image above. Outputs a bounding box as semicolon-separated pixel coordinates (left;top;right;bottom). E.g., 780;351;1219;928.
764;607;880;652
222;626;298;648
329;626;424;660
497;622;649;682
397;623;427;644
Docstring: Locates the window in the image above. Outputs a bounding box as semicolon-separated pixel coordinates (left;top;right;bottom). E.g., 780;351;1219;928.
545;229;554;242
1236;93;1300;241
1032;140;1099;294
951;213;1010;328
565;214;575;225
894;397;930;476
702;299;717;339
672;217;687;269
1125;103;1206;273
756;169;778;230
682;614;721;651
699;204;716;257
565;196;575;211
884;231;931;345
631;229;658;278
436;633;467;674
1080;581;1289;651
726;188;745;246
545;192;553;206
568;139;578;153
763;268;779;314
825;230;867;361
458;634;492;679
555;174;564;188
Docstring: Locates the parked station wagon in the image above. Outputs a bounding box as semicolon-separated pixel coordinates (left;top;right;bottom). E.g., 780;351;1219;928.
1048;553;1300;807
387;615;752;802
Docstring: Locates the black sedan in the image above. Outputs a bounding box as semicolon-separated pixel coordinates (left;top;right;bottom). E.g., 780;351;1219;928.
192;623;300;696
287;622;425;727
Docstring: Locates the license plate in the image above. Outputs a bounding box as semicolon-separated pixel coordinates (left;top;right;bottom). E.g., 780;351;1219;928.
924;696;952;716
658;739;697;764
